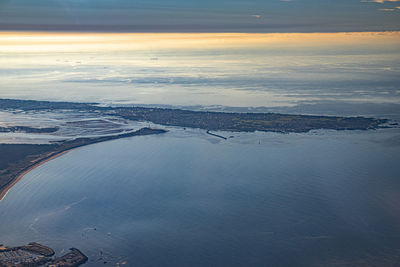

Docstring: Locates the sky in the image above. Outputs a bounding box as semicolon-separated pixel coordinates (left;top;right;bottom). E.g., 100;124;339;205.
0;0;400;33
0;1;399;110
1;32;399;109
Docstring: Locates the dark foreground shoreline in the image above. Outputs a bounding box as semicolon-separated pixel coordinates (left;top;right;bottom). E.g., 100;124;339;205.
0;242;87;266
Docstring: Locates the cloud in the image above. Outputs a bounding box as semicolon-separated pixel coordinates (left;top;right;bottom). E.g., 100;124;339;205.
374;0;400;3
361;0;400;3
378;8;395;10
251;14;261;18
396;6;400;8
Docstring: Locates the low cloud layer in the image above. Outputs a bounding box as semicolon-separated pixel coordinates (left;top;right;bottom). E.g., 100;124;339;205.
0;0;399;32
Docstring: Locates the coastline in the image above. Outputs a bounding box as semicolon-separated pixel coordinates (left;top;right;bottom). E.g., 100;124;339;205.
0;98;390;133
0;127;168;201
0;242;87;266
0;150;71;201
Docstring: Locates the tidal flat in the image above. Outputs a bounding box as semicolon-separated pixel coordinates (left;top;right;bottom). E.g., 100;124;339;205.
0;98;398;266
0;98;390;200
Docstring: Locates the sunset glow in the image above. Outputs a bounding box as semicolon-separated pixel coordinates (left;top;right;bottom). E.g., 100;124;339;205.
1;31;400;53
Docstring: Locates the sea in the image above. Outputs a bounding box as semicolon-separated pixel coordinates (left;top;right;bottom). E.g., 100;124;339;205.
0;126;400;266
0;33;400;266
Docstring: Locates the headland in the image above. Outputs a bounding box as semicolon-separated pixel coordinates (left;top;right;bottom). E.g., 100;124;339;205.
0;98;389;133
0;98;392;201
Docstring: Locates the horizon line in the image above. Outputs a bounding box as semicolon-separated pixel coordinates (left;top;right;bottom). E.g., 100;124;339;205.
1;30;400;34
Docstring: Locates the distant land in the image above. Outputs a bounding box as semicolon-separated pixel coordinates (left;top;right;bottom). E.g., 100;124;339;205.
0;98;388;133
0;98;393;265
0;126;59;134
0;98;390;200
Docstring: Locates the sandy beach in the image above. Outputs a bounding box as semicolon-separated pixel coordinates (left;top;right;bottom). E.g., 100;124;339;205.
0;150;70;201
0;127;168;201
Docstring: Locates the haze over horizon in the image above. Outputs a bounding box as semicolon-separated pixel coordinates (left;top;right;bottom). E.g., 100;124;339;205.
1;0;400;33
0;1;399;110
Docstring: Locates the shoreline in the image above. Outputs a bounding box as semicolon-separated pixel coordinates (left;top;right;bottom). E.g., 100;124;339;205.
0;149;71;201
0;242;87;266
0;127;168;201
0;98;390;133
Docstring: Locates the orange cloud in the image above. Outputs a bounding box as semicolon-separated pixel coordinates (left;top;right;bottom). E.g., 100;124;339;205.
362;0;400;3
0;32;399;53
373;0;400;3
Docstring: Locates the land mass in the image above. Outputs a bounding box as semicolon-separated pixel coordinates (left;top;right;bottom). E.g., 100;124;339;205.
0;98;388;133
0;126;59;134
0;242;87;267
0;98;393;265
0;98;390;200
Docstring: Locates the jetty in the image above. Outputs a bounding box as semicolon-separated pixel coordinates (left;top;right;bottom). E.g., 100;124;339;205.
206;130;227;140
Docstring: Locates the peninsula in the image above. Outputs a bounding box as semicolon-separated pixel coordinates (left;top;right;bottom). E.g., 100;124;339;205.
0;98;394;266
0;98;390;199
0;98;388;133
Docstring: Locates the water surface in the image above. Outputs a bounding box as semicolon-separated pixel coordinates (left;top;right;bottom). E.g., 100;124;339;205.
1;128;399;266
